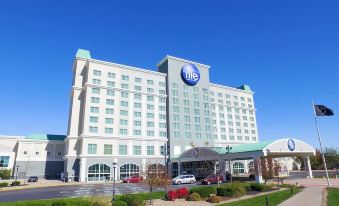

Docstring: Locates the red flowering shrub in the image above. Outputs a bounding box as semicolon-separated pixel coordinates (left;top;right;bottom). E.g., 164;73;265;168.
176;187;189;198
167;190;177;201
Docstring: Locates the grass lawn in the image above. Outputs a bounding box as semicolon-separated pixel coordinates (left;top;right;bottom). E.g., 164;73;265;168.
218;188;301;206
327;188;339;206
0;191;166;206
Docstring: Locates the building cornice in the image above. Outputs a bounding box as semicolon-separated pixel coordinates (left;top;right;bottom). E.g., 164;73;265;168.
157;55;211;69
79;134;168;142
210;83;254;94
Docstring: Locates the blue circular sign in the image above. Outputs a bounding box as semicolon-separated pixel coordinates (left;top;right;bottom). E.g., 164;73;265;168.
287;139;295;151
181;64;200;86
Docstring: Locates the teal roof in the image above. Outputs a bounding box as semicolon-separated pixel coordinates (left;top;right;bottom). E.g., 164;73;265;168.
76;49;91;59
26;134;66;141
211;140;274;154
237;84;252;92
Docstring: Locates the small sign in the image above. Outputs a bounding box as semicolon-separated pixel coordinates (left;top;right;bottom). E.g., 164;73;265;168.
287;139;295;151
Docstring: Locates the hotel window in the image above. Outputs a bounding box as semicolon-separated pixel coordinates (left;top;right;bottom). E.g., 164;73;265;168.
251;123;255;128
233;96;238;100
159;123;166;128
133;146;141;155
204;118;210;124
218;93;222;97
242;116;248;121
194;109;200;115
173;98;179;104
105;118;113;124
237;136;243;141
244;129;249;134
173;114;179;121
147;80;154;85
106;99;114;105
159;82;166;87
147;96;154;101
183;92;189;97
227;108;232;112
248;104;253;108
193;87;198;92
235;108;239;114
205;126;211;131
172;82;178;88
147;88;154;93
184;116;190;122
159;98;166;103
134;112;141;117
221;135;227;140
227;114;233;119
120;101;128;107
106;108;114;115
47;151;51;156
93;70;101;76
173;123;180;129
183;84;188;90
203;95;209;101
23;151;27;155
234;102;239;106
147;122;154;127
121;83;129;89
225;94;230;98
195;117;200;123
120;110;128;116
134;103;141;108
108;72;116;79
135;86;142;91
174;131;180;138
221;128;226;132
195;125;201;131
241;103;246;107
194;101;200;107
120;119;128;125
134;120;141;126
218;99;223;104
229;128;234;133
184;124;191;130
184;108;190;114
194;94;199;99
160;131;167;137
121;92;129;98
147;113;154;119
202;88;208;94
236;122;241;126
245;136;250;141
88;144;97;154
90;116;98;123
249;111;254;115
237;129;242;133
210;91;214;96
135;77;142;83
92;88;100;94
92;79;101;85
107;81;115;87
230;135;235;140
90;107;99;113
205;134;212;139
252;136;257;141
159;106;166;111
240;97;245;101
219;113;225;118
89;126;98;133
185;132;191;138
147;131;154;136
220;120;225;125
134;94;141;100
147;146;154;155
226;101;231;105
104;144;112;155
183;100;190;106
121;75;129;81
159;114;166;120
35;151;39;155
251;130;256;134
119;145;128;155
248;98;252;102
119;129;128;135
235;115;240;120
173;106;179;113
105;127;113;134
91;97;100;104
133;130;141;135
196;133;201;139
159;90;166;95
107;90;115;96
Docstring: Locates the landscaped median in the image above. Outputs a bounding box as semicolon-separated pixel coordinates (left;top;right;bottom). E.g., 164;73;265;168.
327;188;339;206
0;182;302;206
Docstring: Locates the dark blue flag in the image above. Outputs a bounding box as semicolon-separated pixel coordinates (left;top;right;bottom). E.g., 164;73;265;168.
314;105;334;116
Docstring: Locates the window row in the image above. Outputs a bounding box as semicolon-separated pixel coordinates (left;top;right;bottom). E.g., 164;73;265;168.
87;143;158;155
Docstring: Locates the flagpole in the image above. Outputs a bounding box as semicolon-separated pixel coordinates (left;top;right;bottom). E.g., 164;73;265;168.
312;100;331;186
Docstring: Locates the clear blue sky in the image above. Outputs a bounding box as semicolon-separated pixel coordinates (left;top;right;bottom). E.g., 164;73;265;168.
0;1;338;149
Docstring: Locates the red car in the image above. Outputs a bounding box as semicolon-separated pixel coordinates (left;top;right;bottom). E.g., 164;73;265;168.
122;176;144;183
201;175;224;185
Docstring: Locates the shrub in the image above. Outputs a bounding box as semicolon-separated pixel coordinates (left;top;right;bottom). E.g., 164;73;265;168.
11;181;21;186
190;186;216;198
112;201;128;206
0;169;11;180
264;183;275;191
51;199;91;206
0;182;9;187
176;187;189;198
250;183;265;192
243;183;252;191
167;190;177;201
115;194;145;206
217;182;246;197
207;195;221;203
187;192;202;201
91;196;112;206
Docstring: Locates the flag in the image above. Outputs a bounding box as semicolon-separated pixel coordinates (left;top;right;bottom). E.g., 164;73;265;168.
314;105;334;116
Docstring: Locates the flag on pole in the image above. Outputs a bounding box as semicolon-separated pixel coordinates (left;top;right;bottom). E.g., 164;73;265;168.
314;105;334;116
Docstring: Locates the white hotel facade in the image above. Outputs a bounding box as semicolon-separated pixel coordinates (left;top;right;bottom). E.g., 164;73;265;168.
0;49;262;182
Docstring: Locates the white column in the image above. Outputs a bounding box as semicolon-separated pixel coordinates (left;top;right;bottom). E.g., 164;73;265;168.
304;156;313;178
244;160;248;174
254;157;263;183
79;158;87;182
177;161;181;176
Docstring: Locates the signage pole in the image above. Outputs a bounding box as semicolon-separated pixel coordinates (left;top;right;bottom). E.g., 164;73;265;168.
312;100;330;186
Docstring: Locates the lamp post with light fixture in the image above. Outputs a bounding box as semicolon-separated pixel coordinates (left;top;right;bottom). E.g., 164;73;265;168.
112;162;117;202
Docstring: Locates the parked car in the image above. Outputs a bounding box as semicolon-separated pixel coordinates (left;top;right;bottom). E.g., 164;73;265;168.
28;176;39;182
122;176;143;183
201;175;224;185
172;175;196;185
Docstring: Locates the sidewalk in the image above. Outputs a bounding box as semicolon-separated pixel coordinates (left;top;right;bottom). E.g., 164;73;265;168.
278;186;324;206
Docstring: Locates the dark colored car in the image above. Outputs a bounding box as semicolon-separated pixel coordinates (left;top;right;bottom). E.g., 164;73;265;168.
122;176;143;183
201;175;224;185
28;176;39;182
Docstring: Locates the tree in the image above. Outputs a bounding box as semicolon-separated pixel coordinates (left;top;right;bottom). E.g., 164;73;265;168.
0;169;11;180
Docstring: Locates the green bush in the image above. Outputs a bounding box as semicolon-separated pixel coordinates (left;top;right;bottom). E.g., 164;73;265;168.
190;186;216;198
250;183;265;192
0;182;9;187
112;201;128;206
243;182;252;191
217;182;246;197
264;183;275;191
187;192;202;201
115;194;145;206
51;199;91;206
207;195;221;203
11;181;21;186
0;169;11;180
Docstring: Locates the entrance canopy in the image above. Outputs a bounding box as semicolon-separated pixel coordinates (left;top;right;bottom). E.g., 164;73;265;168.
173;138;316;162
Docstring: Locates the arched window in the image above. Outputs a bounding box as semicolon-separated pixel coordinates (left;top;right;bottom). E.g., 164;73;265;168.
120;164;140;179
233;162;245;174
88;163;111;181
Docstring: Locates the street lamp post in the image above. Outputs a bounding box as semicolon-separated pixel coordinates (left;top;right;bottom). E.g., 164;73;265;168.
16;165;19;180
226;145;232;183
112;162;117;202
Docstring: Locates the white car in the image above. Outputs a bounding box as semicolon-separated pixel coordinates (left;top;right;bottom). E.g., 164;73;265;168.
172;175;196;185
